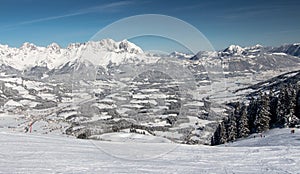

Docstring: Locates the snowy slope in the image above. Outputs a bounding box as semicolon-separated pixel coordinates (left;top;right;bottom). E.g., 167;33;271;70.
223;128;300;147
0;128;299;173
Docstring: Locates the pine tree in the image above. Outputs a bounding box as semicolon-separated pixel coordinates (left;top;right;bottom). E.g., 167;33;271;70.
237;103;250;138
287;109;300;127
211;121;227;145
247;96;258;133
254;92;271;132
269;89;278;127
295;85;300;119
234;102;241;117
286;84;297;127
226;113;237;141
276;85;288;126
277;84;297;127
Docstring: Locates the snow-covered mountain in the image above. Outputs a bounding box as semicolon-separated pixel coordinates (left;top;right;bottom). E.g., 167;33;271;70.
270;43;300;57
219;43;300;58
1;40;300;74
0;39;145;71
188;43;300;74
169;51;193;59
220;44;265;57
221;45;245;56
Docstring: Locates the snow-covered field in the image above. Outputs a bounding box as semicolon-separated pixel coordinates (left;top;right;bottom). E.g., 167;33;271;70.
0;128;299;174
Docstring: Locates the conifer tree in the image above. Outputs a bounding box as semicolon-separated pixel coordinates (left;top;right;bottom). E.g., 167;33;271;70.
269;89;278;127
226;113;237;141
277;84;297;127
211;121;227;145
254;92;271;132
276;85;288;126
247;96;258;133
295;85;300;119
237;103;250;138
286;84;297;126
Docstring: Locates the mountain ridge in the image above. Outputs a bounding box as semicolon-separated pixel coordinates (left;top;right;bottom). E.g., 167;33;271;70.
0;39;144;71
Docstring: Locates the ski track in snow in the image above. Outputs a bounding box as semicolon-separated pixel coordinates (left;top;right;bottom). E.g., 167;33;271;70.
0;130;299;174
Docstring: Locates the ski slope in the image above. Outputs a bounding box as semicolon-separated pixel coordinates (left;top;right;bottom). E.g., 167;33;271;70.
0;129;299;173
223;128;300;147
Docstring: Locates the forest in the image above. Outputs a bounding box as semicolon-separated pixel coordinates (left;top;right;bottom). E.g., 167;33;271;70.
211;83;300;145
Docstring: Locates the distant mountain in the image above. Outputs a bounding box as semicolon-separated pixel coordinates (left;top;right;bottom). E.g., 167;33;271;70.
169;51;193;59
219;43;300;58
188;43;300;74
190;44;265;60
270;43;300;57
1;40;300;74
221;45;245;56
0;39;145;71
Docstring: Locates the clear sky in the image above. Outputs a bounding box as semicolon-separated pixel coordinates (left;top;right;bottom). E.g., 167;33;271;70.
0;0;299;52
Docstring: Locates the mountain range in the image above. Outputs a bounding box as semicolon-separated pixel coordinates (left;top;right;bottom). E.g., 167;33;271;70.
1;39;299;72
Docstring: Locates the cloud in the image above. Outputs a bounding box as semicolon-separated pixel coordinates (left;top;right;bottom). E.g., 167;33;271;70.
1;1;134;30
79;1;135;13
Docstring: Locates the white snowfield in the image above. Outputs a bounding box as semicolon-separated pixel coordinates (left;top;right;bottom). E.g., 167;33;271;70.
0;128;299;174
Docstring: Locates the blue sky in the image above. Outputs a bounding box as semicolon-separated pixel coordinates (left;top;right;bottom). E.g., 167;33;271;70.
0;0;299;52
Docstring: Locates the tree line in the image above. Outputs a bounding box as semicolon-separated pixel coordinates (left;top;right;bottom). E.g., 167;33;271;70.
211;83;300;145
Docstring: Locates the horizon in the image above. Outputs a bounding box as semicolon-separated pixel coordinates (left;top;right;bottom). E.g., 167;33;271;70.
0;0;299;52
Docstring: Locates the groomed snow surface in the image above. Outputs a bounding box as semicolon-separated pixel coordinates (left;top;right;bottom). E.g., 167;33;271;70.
0;128;299;174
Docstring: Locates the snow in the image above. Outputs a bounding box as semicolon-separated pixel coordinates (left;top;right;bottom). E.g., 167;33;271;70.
58;111;78;119
19;100;40;108
122;104;144;109
92;132;172;143
0;77;22;84
0;39;146;70
37;93;56;101
132;94;150;99
116;108;131;114
22;94;37;100
169;51;193;59
23;80;46;90
183;101;204;107
141;120;170;127
1;40;300;173
4;100;23;107
140;88;160;93
247;55;256;58
91;103;116;109
130;99;158;105
223;128;300;147
0;127;299;173
272;53;287;56
223;45;245;55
